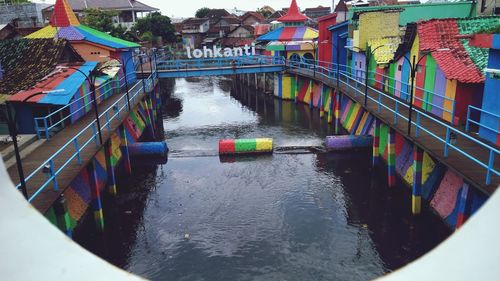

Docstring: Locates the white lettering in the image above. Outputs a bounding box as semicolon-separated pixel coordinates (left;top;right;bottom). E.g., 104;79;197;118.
244;45;251;56
233;47;243;57
192;49;203;58
203;46;213;58
213;46;223;58
185;44;256;59
223;48;233;57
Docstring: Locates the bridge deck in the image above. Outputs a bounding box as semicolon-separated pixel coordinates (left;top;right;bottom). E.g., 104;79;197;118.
290;68;499;195
7;81;146;214
138;62;285;78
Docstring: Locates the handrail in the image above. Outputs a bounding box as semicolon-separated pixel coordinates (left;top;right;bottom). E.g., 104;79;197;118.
287;59;498;186
18;73;156;202
466;105;500;136
34;72;138;140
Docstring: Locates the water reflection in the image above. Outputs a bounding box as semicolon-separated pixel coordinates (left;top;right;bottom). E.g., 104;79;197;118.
75;77;450;281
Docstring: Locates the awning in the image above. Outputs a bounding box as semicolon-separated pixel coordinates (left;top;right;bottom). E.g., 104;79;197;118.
266;40;316;51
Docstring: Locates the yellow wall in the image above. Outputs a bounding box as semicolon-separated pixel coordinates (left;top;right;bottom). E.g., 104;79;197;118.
282;75;292;100
443;79;457;122
358;11;400;50
72;43;111;62
287;50;315;59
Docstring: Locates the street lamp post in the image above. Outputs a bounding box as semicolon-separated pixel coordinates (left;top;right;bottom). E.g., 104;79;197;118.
1;92;50;199
61;66;103;145
401;49;448;136
348;45;388;107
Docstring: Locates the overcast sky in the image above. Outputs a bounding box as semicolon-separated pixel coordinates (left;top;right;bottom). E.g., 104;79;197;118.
39;0;334;18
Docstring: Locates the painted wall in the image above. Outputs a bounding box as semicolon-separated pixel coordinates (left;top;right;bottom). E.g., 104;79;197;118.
357;11;400;50
329;22;348;68
349;2;476;26
318;14;337;64
271;72;487;230
479;49;500;145
71;42;111;63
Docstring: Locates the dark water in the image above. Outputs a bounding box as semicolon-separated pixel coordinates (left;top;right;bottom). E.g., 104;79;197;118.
75;77;450;281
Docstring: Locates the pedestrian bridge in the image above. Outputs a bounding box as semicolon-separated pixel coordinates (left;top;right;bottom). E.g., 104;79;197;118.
138;56;286;78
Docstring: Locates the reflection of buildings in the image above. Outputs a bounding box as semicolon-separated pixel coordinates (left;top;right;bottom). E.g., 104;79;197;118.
42;0;159;30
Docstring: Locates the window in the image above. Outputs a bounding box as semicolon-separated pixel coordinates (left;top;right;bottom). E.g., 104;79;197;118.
290;53;301;62
398;65;402;71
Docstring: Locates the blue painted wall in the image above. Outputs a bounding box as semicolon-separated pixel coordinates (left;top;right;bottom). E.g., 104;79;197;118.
329;22;348;69
13;103;35;134
121;50;137;84
479;49;500;144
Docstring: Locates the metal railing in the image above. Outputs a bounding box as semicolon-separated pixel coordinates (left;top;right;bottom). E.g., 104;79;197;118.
156;55;285;72
18;73;156;202
33;72;138;140
466;105;500;138
287;59;499;186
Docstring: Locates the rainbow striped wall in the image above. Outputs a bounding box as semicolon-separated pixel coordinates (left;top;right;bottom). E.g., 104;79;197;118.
272;73;487;230
43;97;154;235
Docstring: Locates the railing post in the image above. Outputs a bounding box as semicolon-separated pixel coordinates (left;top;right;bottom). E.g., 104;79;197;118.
444;127;451;157
486;150;494;185
394;103;398;125
73;139;82;165
49;159;58;191
416;112;421;138
466;107;471;132
451;99;457;125
34;119;41;139
92;123;99;147
44;118;49;140
105;111;112;131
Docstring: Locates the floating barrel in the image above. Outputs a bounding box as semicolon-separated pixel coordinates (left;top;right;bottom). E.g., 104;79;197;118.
128;141;169;157
325;135;373;151
219;138;273;155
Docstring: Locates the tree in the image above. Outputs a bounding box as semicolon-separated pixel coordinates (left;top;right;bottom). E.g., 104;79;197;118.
195;7;210;18
256;5;275;18
133;12;176;43
82;8;117;32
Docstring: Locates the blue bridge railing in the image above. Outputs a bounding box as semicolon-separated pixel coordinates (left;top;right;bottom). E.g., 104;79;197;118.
156;55;285;72
466;106;500;139
19;73;156;203
33;73;138;140
287;59;498;186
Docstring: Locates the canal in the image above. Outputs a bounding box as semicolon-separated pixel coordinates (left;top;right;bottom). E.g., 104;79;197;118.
75;77;450;281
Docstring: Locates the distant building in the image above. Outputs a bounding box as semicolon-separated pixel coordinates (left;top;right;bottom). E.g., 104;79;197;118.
240;12;265;26
303;6;331;19
205;9;231;24
0;2;50;28
42;0;159;30
227;25;254;38
181;18;210;49
334;0;348;22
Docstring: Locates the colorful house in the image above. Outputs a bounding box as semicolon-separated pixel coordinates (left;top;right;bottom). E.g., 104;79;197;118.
328;21;348;69
0;38;91;134
256;0;319;100
26;0;140;84
469;33;500;145
317;13;337;65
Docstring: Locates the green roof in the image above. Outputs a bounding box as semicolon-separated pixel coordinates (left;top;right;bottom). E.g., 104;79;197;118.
349;1;476;26
458;16;500;72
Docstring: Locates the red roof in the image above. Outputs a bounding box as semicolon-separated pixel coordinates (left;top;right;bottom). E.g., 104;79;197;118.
278;0;309;23
418;19;484;83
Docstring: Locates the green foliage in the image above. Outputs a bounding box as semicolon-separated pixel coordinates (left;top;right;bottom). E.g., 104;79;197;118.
195;7;210;18
81;8;137;42
133;12;176;43
476;25;500;34
82;8;118;32
256;6;275;18
140;31;153;42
